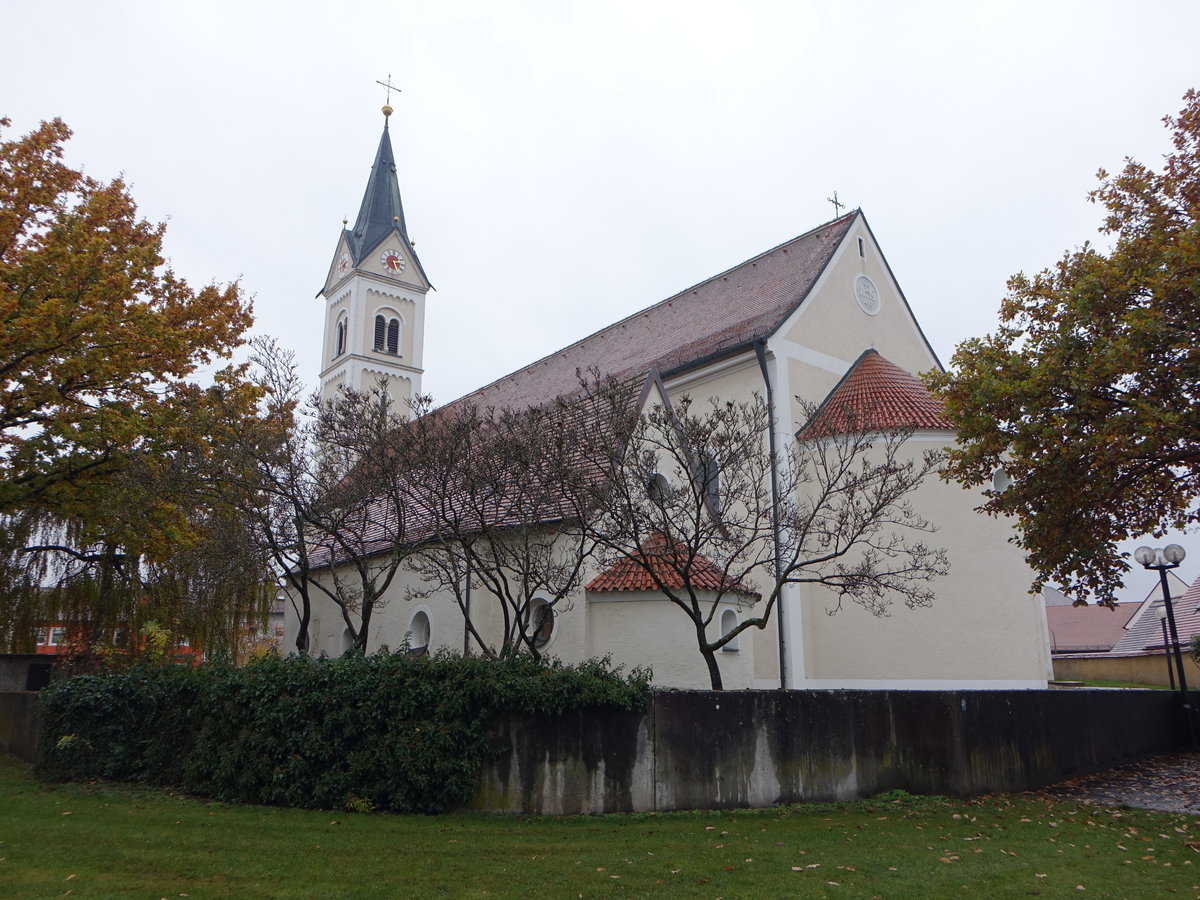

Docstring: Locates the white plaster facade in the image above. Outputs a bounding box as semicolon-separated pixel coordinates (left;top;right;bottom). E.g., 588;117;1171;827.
288;123;1051;690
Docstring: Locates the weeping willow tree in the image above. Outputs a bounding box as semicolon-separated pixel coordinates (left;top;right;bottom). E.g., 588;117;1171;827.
0;465;276;662
0;117;275;661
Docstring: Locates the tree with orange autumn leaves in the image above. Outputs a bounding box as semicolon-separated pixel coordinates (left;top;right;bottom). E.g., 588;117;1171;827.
0;117;273;654
929;90;1200;605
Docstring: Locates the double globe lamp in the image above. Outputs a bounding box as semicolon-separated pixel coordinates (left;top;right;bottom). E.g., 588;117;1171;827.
1134;544;1189;694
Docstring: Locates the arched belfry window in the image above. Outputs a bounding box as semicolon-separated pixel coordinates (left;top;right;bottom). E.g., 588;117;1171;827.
373;313;401;355
334;319;346;358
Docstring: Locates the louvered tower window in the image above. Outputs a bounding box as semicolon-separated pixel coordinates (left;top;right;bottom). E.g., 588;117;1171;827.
373;314;401;355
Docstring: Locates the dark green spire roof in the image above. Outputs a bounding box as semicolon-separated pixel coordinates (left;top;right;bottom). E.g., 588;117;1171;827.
347;121;407;263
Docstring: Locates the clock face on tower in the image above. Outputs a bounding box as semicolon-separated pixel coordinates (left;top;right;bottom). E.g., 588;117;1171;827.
380;249;406;275
336;251;350;278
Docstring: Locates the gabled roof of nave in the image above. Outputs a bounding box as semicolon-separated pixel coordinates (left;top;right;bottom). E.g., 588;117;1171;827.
453;211;859;412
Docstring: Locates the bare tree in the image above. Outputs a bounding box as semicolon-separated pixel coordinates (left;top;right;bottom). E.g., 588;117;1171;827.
404;400;594;659
570;382;948;690
211;338;422;655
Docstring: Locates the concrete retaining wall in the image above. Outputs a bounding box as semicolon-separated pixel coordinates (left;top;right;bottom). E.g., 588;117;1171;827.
475;689;1189;814
0;692;41;763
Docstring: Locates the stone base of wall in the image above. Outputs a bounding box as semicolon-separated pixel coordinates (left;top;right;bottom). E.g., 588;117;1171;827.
476;689;1191;814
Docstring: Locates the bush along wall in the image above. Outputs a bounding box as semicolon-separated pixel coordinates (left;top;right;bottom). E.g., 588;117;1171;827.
35;651;651;813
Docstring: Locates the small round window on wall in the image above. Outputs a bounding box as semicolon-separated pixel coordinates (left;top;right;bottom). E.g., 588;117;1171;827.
407;609;430;656
853;273;881;316
527;598;557;650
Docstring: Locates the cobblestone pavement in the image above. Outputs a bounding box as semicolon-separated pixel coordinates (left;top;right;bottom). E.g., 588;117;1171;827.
1034;752;1200;814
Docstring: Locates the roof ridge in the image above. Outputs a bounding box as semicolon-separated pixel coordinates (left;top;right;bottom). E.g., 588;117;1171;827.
445;213;859;409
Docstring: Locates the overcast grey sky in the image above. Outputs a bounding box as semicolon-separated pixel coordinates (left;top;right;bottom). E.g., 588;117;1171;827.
5;0;1199;600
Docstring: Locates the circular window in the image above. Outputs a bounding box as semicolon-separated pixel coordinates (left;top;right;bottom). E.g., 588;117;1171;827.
527;598;557;650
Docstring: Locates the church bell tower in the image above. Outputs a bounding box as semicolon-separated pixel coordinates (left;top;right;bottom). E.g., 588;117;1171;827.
318;101;432;409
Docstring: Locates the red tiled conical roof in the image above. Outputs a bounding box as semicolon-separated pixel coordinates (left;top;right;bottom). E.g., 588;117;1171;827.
797;350;952;439
586;534;760;599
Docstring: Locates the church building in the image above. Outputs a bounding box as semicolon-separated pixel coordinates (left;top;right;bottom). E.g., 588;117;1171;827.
291;107;1053;690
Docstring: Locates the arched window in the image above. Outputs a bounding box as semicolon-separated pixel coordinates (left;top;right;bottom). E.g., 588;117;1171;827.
334;319;346;358
407;609;430;656
341;627;356;655
720;608;740;652
373;313;401;355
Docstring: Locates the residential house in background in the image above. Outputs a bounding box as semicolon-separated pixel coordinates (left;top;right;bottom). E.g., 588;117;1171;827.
1048;574;1200;686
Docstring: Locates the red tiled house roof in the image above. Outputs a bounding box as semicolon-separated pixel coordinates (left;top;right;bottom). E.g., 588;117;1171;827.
1045;602;1142;654
454;212;858;412
797;349;952;439
587;534;760;599
1058;572;1200;660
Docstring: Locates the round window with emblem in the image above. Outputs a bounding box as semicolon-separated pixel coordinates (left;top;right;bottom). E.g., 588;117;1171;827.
854;274;881;316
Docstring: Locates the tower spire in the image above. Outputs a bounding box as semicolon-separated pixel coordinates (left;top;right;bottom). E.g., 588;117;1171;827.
347;115;408;262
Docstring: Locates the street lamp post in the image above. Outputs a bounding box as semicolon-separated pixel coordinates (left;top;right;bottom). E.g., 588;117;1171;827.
1135;545;1189;695
1158;607;1176;691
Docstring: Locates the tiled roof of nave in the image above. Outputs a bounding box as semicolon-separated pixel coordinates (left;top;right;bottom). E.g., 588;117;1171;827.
454;213;857;412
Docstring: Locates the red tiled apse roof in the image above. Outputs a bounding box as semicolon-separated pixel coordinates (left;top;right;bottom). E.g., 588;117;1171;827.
587;535;760;599
798;349;952;438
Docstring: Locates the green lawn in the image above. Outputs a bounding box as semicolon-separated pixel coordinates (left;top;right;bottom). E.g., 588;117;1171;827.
1;753;1197;899
1080;680;1171;690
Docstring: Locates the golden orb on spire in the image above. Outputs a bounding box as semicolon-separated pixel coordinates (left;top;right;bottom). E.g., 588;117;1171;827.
382;104;393;118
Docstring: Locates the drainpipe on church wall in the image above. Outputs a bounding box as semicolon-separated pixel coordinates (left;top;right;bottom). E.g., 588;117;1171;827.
754;340;787;689
463;556;472;656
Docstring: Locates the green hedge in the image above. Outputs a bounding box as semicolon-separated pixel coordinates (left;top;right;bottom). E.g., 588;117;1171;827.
35;651;650;813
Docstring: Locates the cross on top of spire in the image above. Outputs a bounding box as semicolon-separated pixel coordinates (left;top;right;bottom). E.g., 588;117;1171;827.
376;74;401;105
827;191;845;218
